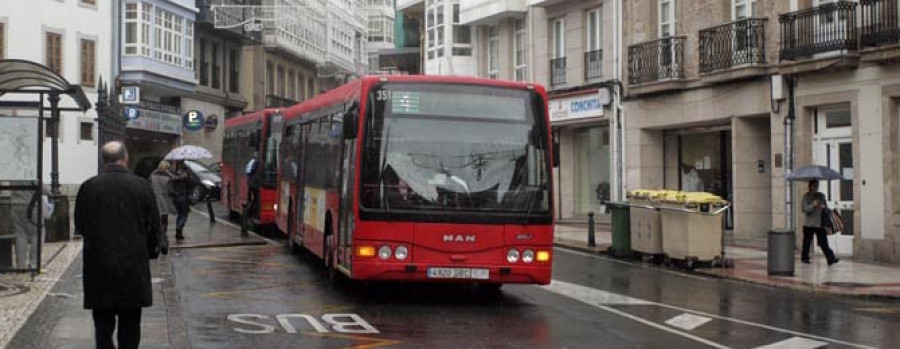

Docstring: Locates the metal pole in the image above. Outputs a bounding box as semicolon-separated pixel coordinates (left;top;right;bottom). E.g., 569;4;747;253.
49;92;61;196
784;76;796;231
588;211;596;247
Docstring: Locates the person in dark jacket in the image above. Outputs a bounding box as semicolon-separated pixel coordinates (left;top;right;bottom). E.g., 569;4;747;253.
169;160;191;240
74;141;162;349
800;180;839;265
150;160;176;251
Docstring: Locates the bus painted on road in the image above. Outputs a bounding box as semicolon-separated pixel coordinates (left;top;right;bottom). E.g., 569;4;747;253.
222;108;281;228
275;75;554;287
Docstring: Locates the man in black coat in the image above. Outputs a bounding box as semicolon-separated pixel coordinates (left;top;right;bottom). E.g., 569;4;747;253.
75;141;162;349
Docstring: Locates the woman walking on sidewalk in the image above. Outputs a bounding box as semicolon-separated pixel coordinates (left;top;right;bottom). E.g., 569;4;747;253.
170;160;191;240
150;161;176;251
801;180;839;265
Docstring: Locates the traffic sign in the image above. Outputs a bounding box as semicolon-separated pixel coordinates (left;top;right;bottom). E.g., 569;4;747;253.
184;110;205;131
124;107;140;121
121;86;140;105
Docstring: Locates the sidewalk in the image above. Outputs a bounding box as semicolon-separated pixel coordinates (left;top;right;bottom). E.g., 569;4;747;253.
555;223;900;299
0;208;266;349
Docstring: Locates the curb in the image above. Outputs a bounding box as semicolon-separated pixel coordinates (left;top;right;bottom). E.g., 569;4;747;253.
553;241;900;300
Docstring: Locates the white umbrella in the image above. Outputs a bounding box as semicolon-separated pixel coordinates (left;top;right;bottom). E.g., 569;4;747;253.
164;145;213;161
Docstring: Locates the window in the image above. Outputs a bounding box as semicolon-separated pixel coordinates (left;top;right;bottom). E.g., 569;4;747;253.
277;66;285;98
732;0;757;20
199;39;208;85
80;122;94;141
587;9;602;52
0;22;6;59
488;26;499;78
212;42;220;89
80;39;96;87
514;19;526;81
229;49;239;93
81;0;96;5
553;19;565;58
452;3;471;56
141;3;152;57
287;71;296;100
154;8;186;67
185;20;194;69
124;3;138;55
46;32;63;74
426;0;444;61
266;61;275;95
659;0;676;37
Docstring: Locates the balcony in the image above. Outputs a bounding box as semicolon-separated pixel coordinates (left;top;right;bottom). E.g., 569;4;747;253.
550;57;566;88
584;50;602;81
266;95;296;108
860;0;900;62
700;18;767;74
779;1;859;61
628;36;686;85
862;0;900;46
459;0;527;26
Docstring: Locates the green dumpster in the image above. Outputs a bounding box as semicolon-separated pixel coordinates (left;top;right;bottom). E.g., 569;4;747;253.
608;202;632;258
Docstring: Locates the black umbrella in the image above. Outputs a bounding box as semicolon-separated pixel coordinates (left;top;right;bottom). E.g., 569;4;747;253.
785;165;843;181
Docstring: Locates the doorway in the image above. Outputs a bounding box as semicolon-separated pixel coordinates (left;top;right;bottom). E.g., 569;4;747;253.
812;106;854;256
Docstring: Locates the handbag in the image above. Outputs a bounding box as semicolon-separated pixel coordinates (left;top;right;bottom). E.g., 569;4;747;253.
830;209;845;234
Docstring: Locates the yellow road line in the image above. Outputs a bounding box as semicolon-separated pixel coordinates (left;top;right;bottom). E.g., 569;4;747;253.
300;331;401;349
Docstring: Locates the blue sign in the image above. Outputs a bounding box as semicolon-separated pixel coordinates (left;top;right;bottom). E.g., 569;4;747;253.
124;107;140;121
183;110;205;131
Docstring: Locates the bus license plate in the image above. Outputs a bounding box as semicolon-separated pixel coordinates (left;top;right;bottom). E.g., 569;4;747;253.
427;267;489;280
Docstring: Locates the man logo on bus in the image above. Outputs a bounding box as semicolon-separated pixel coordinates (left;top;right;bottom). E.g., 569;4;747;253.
443;234;476;243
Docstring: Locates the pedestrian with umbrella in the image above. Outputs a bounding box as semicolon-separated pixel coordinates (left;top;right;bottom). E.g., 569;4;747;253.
164;145;214;239
787;165;842;265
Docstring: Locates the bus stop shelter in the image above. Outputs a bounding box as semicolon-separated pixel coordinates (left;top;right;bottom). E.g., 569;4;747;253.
0;59;91;274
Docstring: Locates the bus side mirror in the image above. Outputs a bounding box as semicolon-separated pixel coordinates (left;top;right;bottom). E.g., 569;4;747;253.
343;104;359;139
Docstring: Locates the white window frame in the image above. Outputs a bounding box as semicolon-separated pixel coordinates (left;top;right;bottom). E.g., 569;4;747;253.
124;3;139;55
553;18;565;59
659;0;675;37
425;0;445;60
488;25;499;79
514;18;526;82
732;0;758;20
587;8;602;52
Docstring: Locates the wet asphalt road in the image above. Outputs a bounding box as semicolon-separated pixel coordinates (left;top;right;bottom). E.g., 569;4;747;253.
169;206;900;349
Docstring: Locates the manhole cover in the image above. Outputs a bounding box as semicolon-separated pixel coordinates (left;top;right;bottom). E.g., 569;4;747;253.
823;281;873;288
0;282;29;298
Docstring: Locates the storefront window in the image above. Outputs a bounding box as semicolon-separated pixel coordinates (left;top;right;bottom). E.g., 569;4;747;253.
574;126;611;216
678;131;732;198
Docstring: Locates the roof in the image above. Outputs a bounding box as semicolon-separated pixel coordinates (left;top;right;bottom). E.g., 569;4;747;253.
0;59;92;112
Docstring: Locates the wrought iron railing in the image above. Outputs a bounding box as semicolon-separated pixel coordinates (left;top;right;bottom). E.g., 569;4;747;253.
584;50;603;81
779;0;859;60
699;18;768;73
627;36;686;85
861;0;900;47
266;94;296;108
550;57;566;88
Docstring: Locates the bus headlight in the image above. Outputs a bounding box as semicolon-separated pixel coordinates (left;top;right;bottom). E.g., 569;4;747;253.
522;249;535;263
506;248;520;263
378;245;392;260
394;245;409;260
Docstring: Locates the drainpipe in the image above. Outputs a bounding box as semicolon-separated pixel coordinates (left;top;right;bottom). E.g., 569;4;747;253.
784;75;796;231
614;0;625;202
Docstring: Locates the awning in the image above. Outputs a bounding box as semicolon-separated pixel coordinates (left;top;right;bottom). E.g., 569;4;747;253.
0;59;92;112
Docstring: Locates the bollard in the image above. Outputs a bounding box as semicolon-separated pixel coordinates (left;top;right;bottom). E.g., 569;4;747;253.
588;212;596;247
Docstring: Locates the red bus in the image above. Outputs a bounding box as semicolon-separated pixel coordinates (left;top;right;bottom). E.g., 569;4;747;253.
275;75;554;287
222;108;282;228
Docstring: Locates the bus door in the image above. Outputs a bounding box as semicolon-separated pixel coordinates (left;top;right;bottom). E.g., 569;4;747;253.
296;123;309;244
337;104;358;270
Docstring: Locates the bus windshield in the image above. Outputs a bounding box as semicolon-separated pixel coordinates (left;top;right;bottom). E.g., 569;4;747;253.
360;83;551;221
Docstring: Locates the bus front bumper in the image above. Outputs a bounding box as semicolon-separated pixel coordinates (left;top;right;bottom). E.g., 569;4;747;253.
349;262;552;285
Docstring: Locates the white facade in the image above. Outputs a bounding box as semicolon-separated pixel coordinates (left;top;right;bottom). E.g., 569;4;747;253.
0;0;113;194
366;0;396;71
423;0;474;75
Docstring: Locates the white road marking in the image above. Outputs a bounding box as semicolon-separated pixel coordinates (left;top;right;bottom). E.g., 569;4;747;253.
665;313;712;331
543;280;729;349
541;279;877;349
753;337;827;349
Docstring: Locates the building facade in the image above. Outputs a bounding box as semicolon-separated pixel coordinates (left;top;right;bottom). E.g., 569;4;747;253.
398;0;474;75
0;0;113;194
179;0;253;162
773;0;900;263
528;0;623;222
366;0;396;72
117;0;197;170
